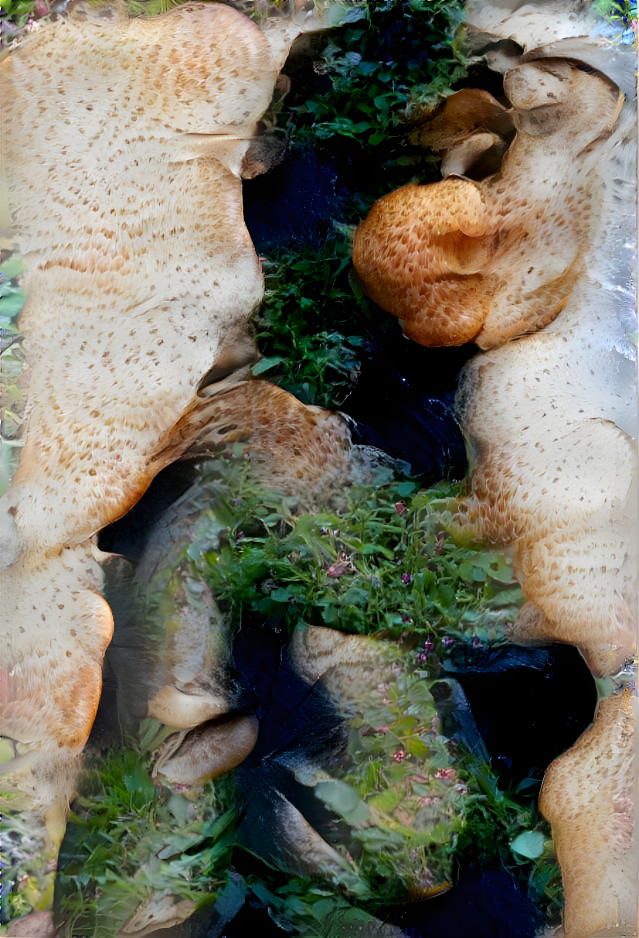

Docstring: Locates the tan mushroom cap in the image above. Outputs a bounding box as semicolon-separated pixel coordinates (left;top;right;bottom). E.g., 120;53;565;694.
0;3;273;561
353;177;492;346
0;1;355;565
539;691;637;937
153;713;259;789
453;275;638;676
353;62;623;350
0;1;357;912
118;895;197;938
410;88;514;179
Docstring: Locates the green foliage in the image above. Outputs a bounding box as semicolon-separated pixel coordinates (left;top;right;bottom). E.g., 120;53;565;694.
251;0;469;410
0;254;27;496
254;230;374;408
195;456;523;649
56;750;237;937
49;454;561;933
593;0;636;25
454;745;563;924
0;0;37;30
287;0;467;153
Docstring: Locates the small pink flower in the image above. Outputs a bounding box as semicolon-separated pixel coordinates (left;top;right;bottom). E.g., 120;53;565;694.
472;636;482;648
434;767;457;783
401;572;411;584
326;552;354;578
395;500;406;516
392;749;405;763
442;636;454;648
377;683;391;705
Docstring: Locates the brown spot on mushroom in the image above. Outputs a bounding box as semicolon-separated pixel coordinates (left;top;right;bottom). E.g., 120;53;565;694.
0;1;358;916
353;63;623;350
539;692;637;937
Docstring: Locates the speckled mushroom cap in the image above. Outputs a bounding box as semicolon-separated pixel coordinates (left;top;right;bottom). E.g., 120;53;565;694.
453;274;638;676
539;691;637;937
409;88;514;179
0;4;357;924
0;3;280;561
352;61;623;350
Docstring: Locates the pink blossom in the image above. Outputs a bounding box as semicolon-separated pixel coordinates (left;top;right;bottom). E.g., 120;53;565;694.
392;749;405;763
434;767;457;783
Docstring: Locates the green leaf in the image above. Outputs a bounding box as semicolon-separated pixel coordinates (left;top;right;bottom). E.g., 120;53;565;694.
252;356;285;376
341;587;370;607
0;254;24;279
368;788;400;814
361;543;394;560
0;291;26;319
396;481;418;497
211;874;247;932
315;779;371;825
510;830;545;859
269;587;292;602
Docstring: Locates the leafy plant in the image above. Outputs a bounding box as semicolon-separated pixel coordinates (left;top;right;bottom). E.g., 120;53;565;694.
55;749;237;937
253;229;373;408
0;254;27;495
49;451;562;934
194;456;522;650
285;0;467;151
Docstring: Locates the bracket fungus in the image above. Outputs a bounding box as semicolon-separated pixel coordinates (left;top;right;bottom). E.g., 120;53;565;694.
353;4;637;934
0;0;360;927
409;87;515;181
539;691;637;937
353;59;624;350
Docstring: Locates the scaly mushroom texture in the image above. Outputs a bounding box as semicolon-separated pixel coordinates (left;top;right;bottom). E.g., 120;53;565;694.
539;691;637;937
353;60;623;349
352;13;637;932
0;1;307;560
0;1;358;927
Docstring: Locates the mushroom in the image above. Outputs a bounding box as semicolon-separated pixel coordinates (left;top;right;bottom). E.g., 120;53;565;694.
465;0;638;99
153;714;260;791
0;0;360;920
0;1;340;564
409;88;515;179
353;11;637;929
353;60;623;349
452;272;638;677
118;894;197;938
539;691;637;937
